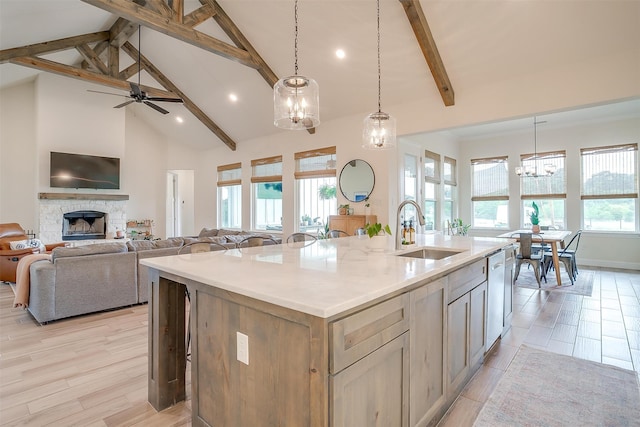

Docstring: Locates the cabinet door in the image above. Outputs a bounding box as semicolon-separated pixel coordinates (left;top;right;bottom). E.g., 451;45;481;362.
332;333;409;427
410;279;447;427
446;293;470;399
470;282;487;368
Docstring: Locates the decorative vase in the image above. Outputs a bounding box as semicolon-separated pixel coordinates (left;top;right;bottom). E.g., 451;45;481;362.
532;225;540;233
368;235;388;251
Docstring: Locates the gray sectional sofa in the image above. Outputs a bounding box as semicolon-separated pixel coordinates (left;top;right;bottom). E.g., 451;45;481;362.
26;228;280;324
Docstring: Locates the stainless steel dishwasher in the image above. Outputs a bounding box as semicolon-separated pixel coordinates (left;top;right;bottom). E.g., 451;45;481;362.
486;249;506;351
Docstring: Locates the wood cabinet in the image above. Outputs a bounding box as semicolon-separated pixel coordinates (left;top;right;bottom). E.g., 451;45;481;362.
410;278;447;427
331;333;409;427
445;259;488;400
330;294;410;426
328;215;377;236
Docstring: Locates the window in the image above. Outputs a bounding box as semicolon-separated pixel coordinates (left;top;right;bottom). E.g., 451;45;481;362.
443;156;457;229
295;147;337;234
581;143;638;231
217;163;242;229
423;150;440;231
520;151;566;229
251;156;283;231
471;156;509;228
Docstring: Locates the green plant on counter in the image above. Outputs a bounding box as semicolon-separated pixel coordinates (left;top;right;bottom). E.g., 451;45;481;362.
364;223;392;238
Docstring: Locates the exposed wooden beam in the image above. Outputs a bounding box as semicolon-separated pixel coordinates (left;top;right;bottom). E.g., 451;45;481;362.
0;32;109;63
81;0;258;69
122;42;236;150
119;62;140;80
399;0;455;106
169;0;184;23
144;0;173;17
183;4;215;28
76;43;109;74
10;56;176;98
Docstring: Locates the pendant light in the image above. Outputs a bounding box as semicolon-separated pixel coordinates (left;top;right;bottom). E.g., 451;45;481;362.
362;0;396;149
514;117;556;177
273;0;320;130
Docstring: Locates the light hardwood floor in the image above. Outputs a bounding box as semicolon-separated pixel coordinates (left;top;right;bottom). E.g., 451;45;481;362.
1;267;638;426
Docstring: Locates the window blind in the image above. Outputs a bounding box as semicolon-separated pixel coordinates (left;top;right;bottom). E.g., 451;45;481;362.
294;146;336;179
424;150;441;184
444;157;456;186
251;155;283;183
519;150;566;199
580;143;638;199
471;156;509;201
217;162;241;187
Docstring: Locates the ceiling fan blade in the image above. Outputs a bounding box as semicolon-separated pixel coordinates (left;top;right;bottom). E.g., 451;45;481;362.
87;89;128;98
129;82;143;98
146;96;183;103
114;100;135;108
144;101;170;114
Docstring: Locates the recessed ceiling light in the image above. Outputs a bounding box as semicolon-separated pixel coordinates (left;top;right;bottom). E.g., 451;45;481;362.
229;93;238;102
335;49;346;59
176;116;184;123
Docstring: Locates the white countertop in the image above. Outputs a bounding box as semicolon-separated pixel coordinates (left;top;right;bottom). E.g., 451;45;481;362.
140;233;511;319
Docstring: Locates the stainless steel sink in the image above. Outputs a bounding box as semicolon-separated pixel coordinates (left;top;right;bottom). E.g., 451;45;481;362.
396;247;465;260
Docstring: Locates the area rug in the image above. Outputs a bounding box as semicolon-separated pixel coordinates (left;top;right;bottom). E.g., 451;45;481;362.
514;268;593;296
473;345;640;427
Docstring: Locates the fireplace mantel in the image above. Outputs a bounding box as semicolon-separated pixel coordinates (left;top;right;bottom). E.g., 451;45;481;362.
38;193;129;201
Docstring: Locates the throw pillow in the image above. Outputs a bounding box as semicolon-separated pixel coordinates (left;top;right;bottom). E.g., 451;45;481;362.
9;239;46;252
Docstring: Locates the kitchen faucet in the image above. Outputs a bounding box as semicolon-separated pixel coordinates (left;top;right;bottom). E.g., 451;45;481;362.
396;200;426;250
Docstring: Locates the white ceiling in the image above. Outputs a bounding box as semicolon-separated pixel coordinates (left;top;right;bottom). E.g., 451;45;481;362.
1;0;639;150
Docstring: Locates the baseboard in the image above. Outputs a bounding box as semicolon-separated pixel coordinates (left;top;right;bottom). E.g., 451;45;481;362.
578;259;640;271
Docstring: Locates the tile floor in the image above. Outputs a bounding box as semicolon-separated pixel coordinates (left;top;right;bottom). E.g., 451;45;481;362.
438;267;640;426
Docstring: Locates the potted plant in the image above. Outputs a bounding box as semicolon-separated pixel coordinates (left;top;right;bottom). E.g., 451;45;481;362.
530;201;540;233
301;214;311;226
364;222;392;250
451;218;470;236
338;204;350;215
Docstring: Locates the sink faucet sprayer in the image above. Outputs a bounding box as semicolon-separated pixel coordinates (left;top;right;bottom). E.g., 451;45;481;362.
396;200;426;250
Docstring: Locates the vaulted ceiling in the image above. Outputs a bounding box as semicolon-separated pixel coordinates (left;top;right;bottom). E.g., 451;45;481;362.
1;0;638;150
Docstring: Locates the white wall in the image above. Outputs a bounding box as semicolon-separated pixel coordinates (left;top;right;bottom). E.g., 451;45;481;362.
0;82;37;228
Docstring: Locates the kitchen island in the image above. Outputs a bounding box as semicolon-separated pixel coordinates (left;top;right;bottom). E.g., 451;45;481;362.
141;233;511;426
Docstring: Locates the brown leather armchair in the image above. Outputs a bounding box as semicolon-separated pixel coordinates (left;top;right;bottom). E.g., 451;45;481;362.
0;223;64;283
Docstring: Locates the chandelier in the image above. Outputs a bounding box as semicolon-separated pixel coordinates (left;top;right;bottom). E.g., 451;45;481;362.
362;0;396;149
515;117;556;177
273;0;320;130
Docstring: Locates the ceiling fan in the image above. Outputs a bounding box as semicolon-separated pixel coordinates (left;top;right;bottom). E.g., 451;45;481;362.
88;26;182;115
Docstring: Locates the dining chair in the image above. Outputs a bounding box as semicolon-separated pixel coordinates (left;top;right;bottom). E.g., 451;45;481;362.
354;227;367;236
512;232;547;287
327;229;349;238
543;230;581;284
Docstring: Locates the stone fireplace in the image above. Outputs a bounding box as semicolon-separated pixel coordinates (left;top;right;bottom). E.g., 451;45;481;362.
38;193;128;244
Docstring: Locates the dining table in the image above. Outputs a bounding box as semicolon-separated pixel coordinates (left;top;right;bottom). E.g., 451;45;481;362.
497;229;572;286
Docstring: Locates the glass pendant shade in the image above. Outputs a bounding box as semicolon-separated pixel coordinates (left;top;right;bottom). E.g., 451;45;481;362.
274;75;320;130
362;111;396;149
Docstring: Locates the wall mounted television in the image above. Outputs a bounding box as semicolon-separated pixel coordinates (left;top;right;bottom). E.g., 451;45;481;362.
50;152;120;190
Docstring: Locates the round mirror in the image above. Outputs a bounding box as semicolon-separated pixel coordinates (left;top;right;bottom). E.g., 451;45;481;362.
339;159;375;202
